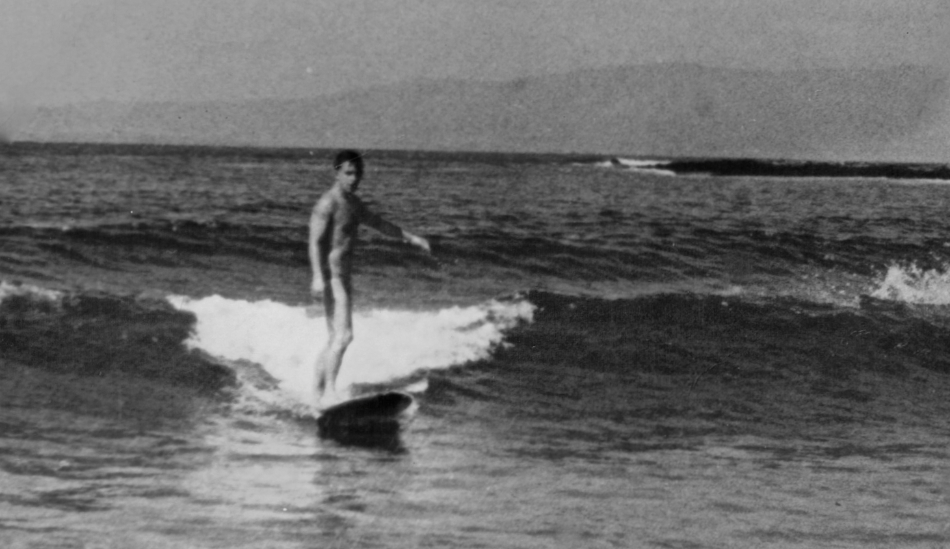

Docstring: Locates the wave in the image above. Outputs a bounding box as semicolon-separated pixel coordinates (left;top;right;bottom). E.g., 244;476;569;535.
870;263;950;306
167;294;536;409
6;278;950;435
0;280;536;416
0;220;302;261
0;283;234;391
451;289;950;445
510;289;950;384
7;217;949;316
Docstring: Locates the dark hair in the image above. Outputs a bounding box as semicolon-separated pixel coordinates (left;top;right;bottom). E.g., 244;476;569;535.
333;150;364;177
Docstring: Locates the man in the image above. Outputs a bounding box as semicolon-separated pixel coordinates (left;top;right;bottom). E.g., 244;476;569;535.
309;150;430;409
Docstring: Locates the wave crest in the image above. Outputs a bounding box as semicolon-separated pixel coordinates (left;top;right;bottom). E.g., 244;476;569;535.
167;294;536;406
871;263;950;305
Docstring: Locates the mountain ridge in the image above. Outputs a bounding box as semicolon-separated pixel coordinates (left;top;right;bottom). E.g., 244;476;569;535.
21;63;950;161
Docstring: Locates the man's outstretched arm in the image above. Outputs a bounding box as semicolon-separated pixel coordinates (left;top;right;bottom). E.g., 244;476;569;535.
361;205;430;253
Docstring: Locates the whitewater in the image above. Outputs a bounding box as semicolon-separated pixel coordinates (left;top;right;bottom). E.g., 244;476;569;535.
167;294;535;410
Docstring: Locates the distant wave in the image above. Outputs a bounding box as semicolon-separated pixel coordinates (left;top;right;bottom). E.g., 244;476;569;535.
8;216;950;305
0;220;305;270
595;157;677;177
596;157;950;180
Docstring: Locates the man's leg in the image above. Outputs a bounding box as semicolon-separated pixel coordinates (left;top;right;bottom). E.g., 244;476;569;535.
316;277;353;408
314;284;336;405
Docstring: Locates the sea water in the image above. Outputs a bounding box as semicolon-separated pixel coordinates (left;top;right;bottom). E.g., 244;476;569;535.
2;143;950;548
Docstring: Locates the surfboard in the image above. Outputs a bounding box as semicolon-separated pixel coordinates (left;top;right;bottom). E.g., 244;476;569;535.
316;391;414;436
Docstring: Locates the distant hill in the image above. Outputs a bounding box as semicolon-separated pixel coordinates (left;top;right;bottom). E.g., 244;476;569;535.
22;63;950;161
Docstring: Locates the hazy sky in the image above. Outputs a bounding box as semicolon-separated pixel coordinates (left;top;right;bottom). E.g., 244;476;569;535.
2;0;948;106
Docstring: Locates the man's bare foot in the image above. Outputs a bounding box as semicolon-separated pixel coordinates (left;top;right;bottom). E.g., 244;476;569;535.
316;386;351;411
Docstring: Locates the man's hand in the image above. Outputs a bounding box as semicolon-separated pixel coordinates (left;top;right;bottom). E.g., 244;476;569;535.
310;276;325;298
407;234;431;254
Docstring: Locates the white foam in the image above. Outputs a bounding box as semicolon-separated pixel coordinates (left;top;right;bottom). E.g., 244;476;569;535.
870;263;950;305
608;158;677;177
613;158;671;169
167;294;535;406
0;281;63;303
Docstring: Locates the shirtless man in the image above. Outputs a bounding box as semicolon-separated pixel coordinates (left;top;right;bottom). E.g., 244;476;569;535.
309;150;430;409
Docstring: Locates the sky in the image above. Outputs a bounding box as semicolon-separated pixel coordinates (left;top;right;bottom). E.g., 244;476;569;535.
2;0;948;106
1;0;948;157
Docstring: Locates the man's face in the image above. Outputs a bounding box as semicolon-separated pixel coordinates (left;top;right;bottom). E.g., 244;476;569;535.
335;161;361;193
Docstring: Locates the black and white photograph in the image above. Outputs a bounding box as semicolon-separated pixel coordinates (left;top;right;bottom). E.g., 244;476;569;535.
2;1;949;547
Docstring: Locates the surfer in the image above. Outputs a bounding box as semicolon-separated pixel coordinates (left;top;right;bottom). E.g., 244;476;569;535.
309;150;430;409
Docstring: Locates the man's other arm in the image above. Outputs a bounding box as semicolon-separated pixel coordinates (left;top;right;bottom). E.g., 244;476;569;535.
309;199;332;295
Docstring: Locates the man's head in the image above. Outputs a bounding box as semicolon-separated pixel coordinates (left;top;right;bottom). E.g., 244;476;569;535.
332;150;364;194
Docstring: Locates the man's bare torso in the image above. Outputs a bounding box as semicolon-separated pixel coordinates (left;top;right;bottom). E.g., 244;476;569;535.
314;188;365;281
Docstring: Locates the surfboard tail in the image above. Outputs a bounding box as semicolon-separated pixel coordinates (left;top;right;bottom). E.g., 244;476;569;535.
316;392;415;448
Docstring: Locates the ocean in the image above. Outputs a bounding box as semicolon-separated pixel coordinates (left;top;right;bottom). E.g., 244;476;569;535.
2;142;950;548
